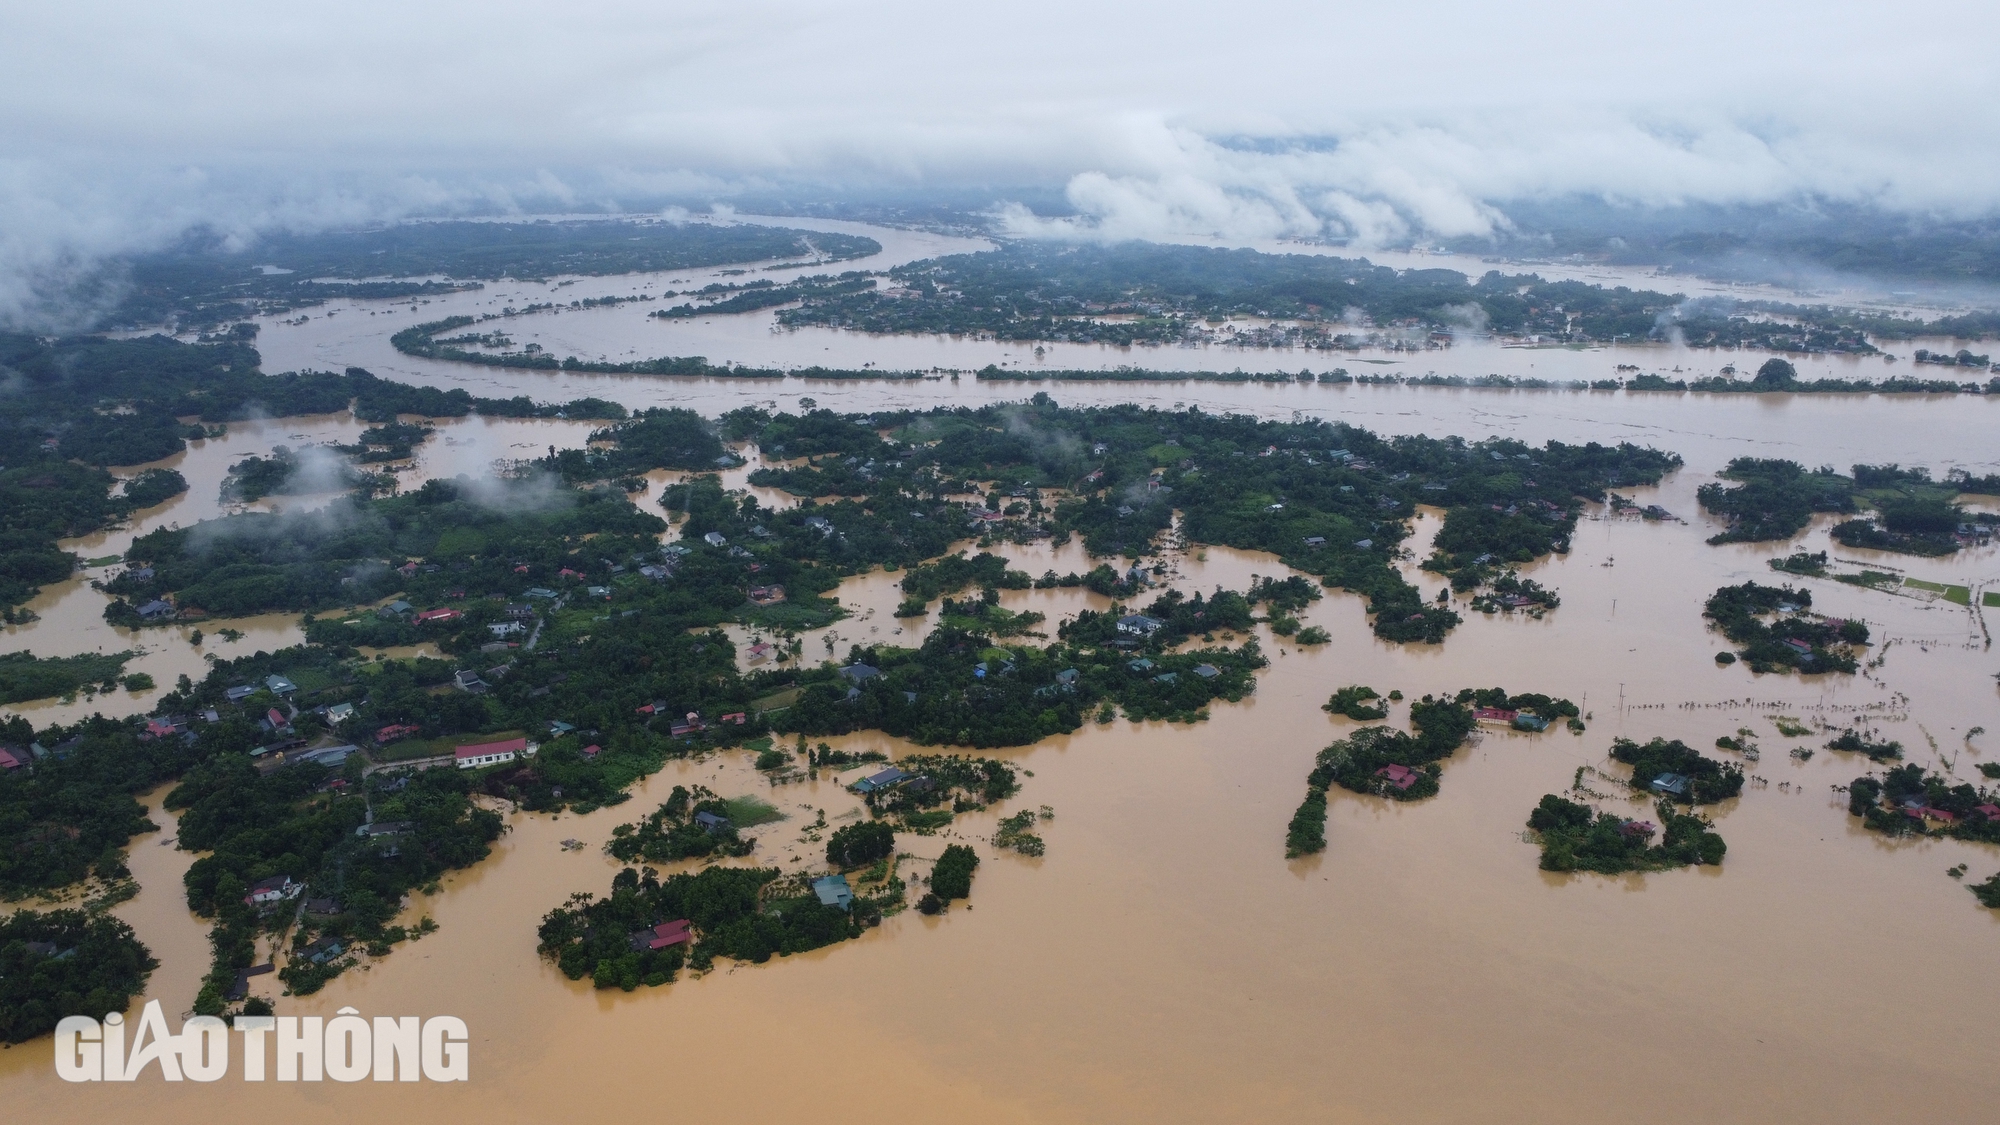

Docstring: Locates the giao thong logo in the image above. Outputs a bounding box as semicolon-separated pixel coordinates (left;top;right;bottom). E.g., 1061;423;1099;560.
54;1002;470;1082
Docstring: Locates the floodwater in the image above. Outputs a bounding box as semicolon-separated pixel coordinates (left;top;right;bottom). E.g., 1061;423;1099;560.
6;217;2000;1122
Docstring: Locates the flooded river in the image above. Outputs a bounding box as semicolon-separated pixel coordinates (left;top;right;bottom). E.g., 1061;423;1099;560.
4;217;2000;1122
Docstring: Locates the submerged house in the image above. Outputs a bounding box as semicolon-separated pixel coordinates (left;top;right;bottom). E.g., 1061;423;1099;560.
812;875;855;912
1374;764;1422;791
853;766;909;793
1650;772;1691;797
629;919;693;952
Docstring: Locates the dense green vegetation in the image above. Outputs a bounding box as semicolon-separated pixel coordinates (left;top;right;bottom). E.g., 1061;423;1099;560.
167;746;502;1007
762;241;2000;362
122;468;189;509
1;460;138;615
1703;582;1868;673
608;785;755;863
1526;795;1726;872
108;220;879;331
113;477;668;619
537;864;874;991
929;843;979;902
1284;694;1479;856
1825;728;1903;760
1698;458;1985;552
827;820;897;868
0;910;158;1042
1608;737;1744;804
0;715;187;898
1324;685;1387;720
1697;459;1856;543
735;400;1675;644
1844;765;2000;844
0;650;137;705
0;331;627;613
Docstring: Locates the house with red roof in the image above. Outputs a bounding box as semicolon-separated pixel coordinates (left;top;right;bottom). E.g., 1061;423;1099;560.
414;608;462;624
376;723;421;744
1473;707;1518;724
455;736;529;770
1374;764;1422;790
629;919;692;952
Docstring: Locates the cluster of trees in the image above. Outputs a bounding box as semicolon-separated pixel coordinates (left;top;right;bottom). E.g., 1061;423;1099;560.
781;625;1264;747
926;844;979;909
731;400;1675;645
1284;696;1479;856
0;910;158;1042
1847;765;2000;843
1698;457;1983;552
0;650;138;705
0;331;631;614
0;714;188;897
861;754;1020;831
1324;685;1388;720
168;751;502;1008
1526;795;1726;872
1825;728;1903;760
608;784;755;863
1703;582;1867;673
1697;459;1858;543
1609;737;1745;804
112;476;667;619
537;864;870;991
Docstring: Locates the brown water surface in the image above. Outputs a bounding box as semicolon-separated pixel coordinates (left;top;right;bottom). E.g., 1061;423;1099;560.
6;233;2000;1119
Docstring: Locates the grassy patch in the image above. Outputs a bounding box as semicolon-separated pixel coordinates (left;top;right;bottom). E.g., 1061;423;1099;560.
745;599;846;631
1985;591;2000;608
722;795;786;827
750;687;800;713
1904;577;1971;604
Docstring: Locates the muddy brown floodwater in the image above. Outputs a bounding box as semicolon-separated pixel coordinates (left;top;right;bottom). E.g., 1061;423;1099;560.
5;221;2000;1121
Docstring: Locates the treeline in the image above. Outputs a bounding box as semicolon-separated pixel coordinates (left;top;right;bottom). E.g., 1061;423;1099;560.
767;240;2000;352
109;220;880;331
391;315;922;380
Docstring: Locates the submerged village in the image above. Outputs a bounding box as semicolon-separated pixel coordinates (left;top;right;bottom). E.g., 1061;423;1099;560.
3;224;2000;1057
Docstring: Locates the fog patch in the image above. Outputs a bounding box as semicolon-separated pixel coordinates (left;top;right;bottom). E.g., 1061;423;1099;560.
458;470;575;513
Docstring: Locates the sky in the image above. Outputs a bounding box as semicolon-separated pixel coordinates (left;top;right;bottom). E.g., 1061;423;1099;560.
3;0;1998;322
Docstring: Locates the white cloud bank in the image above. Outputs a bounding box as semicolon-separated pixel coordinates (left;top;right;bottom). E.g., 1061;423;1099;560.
2;0;1997;322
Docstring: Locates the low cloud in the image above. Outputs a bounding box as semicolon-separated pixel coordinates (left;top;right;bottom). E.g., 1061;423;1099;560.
3;0;1998;325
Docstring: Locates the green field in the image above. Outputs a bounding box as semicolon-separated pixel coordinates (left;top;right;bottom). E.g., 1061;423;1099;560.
722;795;786;827
1904;578;1972;604
1984;591;2000;608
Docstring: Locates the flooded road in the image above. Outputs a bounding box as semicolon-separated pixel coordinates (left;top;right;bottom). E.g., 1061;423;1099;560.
5;216;2000;1122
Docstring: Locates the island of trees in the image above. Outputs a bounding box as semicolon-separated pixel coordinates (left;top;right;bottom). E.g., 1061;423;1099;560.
1697;456;1992;552
0;909;157;1042
1703;582;1869;673
1525;795;1726;872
